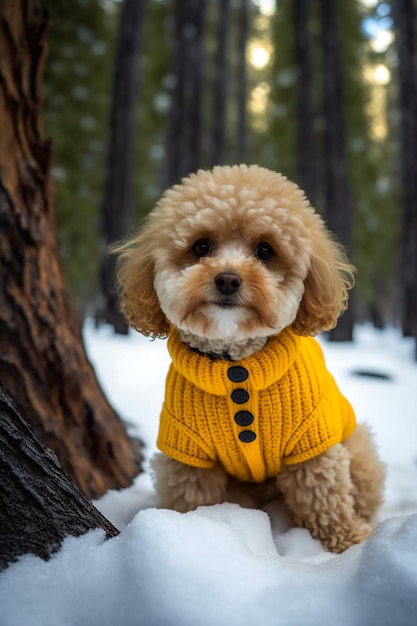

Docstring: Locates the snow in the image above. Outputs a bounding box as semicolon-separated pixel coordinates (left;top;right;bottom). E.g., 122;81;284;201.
1;322;417;625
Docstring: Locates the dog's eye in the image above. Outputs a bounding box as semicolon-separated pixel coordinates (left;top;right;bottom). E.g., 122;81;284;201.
191;238;212;258
255;242;274;262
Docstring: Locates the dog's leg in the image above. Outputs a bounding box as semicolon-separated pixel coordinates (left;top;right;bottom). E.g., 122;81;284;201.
342;423;386;522
151;453;228;512
276;444;373;553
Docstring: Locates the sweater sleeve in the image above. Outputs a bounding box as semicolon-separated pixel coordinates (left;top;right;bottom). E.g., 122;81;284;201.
282;374;356;466
157;405;216;469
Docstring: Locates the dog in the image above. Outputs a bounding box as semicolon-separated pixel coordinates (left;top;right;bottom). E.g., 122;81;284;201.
113;164;385;553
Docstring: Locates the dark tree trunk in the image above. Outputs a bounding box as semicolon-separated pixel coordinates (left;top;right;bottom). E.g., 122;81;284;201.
0;0;142;499
98;0;146;333
212;0;230;166
392;0;417;356
236;0;248;162
320;0;354;341
294;0;317;206
0;387;119;572
164;0;207;188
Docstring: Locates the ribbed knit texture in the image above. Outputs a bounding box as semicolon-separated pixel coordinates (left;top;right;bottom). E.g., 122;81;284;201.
157;328;356;483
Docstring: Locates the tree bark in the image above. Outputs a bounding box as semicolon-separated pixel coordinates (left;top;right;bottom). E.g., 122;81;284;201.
164;0;207;188
392;0;417;355
99;0;146;333
0;0;142;499
294;0;317;206
236;0;248;162
211;0;230;166
320;0;354;341
0;387;119;572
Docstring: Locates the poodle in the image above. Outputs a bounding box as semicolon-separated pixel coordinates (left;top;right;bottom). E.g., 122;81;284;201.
113;164;385;553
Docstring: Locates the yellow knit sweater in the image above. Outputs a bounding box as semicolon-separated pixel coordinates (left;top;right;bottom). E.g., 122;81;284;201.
157;328;356;483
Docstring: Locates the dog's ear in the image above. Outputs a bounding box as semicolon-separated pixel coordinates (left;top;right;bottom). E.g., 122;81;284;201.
292;230;355;337
111;231;169;338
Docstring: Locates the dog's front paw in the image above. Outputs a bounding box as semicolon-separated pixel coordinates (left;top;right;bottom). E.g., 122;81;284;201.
151;453;228;513
316;519;374;554
276;444;378;553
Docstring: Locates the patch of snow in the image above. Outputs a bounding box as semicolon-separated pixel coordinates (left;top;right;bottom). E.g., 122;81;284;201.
1;322;417;625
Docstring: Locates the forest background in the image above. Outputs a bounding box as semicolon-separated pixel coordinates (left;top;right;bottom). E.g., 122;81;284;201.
42;0;417;350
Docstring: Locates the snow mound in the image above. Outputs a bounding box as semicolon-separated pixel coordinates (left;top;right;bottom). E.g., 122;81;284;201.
1;505;417;626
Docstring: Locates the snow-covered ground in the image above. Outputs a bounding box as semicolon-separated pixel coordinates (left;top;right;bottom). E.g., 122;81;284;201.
1;322;417;625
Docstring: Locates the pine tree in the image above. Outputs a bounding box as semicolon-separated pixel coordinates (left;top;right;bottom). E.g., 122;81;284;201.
163;0;207;187
0;0;142;499
98;0;146;333
43;0;118;315
0;388;118;571
211;0;231;166
236;0;249;162
392;0;417;354
320;0;354;341
294;0;317;205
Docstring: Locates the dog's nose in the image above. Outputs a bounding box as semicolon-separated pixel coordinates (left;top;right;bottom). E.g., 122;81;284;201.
214;272;242;295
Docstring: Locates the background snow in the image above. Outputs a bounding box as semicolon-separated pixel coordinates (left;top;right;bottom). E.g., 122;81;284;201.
1;323;417;626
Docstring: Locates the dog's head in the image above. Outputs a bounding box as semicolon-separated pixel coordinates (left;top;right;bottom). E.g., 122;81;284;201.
113;165;355;341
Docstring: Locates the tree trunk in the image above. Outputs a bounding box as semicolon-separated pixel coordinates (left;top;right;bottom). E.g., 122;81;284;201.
320;0;354;341
392;0;417;356
211;0;230;166
98;0;146;333
294;0;317;206
0;0;142;499
0;387;119;572
164;0;207;188
236;0;248;162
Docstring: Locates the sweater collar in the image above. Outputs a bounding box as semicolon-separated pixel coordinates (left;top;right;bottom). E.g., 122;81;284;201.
167;327;300;395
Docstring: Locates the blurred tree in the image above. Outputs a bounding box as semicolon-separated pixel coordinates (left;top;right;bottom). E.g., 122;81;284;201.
98;0;146;333
43;0;118;316
320;0;353;341
135;0;173;213
211;0;231;166
270;0;386;338
294;0;317;206
204;0;253;167
164;0;207;187
270;0;298;180
392;0;417;354
236;0;249;162
340;0;396;327
0;0;142;499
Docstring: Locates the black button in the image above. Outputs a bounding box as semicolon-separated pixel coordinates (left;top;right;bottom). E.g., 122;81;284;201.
231;389;249;404
234;411;254;427
227;366;249;383
238;430;256;443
